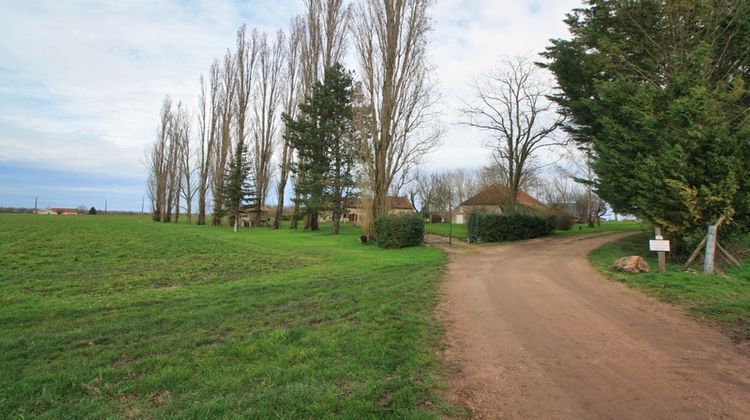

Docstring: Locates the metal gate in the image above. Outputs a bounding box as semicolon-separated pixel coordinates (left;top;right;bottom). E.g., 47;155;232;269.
424;220;454;245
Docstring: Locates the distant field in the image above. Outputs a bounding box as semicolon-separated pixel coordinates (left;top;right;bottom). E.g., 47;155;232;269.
0;215;450;417
590;233;750;341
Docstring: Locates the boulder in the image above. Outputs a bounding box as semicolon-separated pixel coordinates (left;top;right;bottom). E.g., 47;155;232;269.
613;256;650;273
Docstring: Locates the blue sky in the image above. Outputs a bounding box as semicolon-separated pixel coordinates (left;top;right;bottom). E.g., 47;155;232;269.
0;0;581;211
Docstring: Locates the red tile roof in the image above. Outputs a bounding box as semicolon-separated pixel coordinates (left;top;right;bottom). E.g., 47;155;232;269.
460;185;546;208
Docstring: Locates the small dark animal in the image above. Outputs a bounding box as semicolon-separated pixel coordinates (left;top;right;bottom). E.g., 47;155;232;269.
360;235;368;245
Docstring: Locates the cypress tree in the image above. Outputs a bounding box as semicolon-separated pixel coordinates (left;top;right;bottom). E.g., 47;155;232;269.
542;0;750;253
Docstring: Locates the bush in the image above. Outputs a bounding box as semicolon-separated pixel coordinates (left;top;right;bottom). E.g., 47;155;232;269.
477;213;553;242
88;207;97;215
374;213;425;249
549;207;575;230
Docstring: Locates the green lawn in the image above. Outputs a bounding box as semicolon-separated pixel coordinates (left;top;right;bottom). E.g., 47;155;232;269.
0;214;451;418
423;223;468;241
589;233;750;341
554;220;647;236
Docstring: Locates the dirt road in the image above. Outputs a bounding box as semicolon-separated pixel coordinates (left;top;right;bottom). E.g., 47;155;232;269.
438;233;750;419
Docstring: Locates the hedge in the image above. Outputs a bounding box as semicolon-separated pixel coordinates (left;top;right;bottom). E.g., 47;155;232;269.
374;213;425;248
477;213;553;242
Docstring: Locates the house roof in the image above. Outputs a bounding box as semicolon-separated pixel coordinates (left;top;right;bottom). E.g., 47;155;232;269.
50;208;79;213
387;196;414;210
346;196;414;210
460;185;546;208
241;205;273;214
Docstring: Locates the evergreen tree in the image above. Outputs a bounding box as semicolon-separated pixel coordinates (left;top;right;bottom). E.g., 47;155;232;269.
221;141;256;232
542;0;750;253
284;64;358;233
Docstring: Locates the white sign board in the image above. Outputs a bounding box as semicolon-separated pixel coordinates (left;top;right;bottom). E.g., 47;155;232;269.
649;240;671;252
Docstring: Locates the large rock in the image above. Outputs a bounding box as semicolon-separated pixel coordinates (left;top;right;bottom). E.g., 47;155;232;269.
613;256;650;273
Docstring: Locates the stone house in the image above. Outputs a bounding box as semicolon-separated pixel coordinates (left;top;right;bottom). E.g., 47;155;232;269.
319;196;415;224
452;185;547;224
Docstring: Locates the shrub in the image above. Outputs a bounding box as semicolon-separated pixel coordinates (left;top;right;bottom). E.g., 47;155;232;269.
374;213;424;249
88;207;97;215
477;213;553;242
549;207;575;230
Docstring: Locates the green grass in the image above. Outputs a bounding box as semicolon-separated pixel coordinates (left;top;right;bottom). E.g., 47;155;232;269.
0;214;452;418
554;220;647;236
589;233;750;341
423;223;468;241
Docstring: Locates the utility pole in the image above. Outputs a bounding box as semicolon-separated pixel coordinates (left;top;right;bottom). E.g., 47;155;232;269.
141;196;145;214
104;200;108;214
34;196;38;212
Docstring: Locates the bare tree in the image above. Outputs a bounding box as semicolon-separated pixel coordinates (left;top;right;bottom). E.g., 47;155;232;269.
146;96;173;222
253;30;285;226
165;101;190;223
462;56;566;212
539;167;579;205
564;147;607;227
211;51;237;226
353;0;442;236
177;105;196;224
196;64;221;225
274;18;304;229
234;25;259;162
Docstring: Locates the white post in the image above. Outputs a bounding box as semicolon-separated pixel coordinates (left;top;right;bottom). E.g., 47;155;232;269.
704;225;717;274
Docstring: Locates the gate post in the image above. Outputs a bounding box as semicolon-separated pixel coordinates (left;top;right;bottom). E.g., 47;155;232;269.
449;209;453;245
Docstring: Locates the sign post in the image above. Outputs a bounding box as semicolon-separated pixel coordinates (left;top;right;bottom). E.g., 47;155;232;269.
650;227;669;273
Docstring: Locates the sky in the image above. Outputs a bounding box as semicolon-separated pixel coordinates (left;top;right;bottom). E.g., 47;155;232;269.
0;0;582;211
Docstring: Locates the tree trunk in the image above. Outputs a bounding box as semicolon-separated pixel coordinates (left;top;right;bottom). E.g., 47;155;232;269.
331;213;341;234
197;186;207;225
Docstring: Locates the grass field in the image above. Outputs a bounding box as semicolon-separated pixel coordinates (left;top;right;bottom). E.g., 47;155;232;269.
589;233;750;341
0;214;450;418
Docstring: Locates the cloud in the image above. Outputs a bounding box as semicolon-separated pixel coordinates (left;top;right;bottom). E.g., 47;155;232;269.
426;0;582;170
0;0;582;209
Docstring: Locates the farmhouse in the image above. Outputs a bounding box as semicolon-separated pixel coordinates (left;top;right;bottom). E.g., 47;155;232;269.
318;196;415;224
49;208;80;215
240;205;274;226
452;185;547;224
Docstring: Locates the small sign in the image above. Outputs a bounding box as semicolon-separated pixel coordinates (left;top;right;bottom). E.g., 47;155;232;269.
649;240;670;252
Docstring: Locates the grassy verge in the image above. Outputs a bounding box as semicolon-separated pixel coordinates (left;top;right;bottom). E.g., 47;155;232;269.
589;233;750;341
0;214;450;418
555;220;647;236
